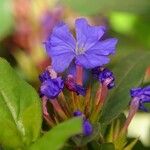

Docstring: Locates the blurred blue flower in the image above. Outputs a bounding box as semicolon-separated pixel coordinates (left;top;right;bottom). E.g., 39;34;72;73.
73;110;83;117
130;86;150;111
73;110;93;136
83;120;93;136
45;18;118;73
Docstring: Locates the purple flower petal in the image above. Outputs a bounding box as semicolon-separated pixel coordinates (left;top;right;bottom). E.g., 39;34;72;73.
76;54;110;69
75;18;105;50
86;38;118;55
45;22;76;72
51;53;75;73
75;19;117;69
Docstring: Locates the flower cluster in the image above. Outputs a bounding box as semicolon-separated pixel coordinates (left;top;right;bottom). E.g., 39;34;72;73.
39;18;118;136
38;17;150;149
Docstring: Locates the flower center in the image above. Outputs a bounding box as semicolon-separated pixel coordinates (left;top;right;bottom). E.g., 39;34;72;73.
75;44;86;55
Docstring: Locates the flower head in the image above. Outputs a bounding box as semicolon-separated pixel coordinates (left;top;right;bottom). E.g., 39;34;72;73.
130;86;150;111
45;18;118;73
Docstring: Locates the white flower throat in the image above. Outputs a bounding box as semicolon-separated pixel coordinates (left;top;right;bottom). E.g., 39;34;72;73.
75;43;86;55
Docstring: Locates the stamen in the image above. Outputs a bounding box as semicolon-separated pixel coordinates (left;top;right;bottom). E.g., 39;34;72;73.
75;43;86;55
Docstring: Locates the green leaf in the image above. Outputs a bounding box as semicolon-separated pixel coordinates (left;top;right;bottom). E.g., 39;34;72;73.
106;113;126;143
28;117;82;150
100;143;115;150
87;141;101;150
100;52;150;124
124;138;138;150
0;58;42;149
109;12;137;35
0;0;14;40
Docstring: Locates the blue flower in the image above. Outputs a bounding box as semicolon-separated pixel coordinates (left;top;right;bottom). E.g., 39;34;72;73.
73;110;83;117
83;120;93;136
39;70;64;99
92;67;115;89
45;18;118;73
130;86;150;111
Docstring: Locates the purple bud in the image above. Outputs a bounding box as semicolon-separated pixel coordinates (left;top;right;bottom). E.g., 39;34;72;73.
92;67;115;89
39;70;51;83
65;75;86;96
99;68;115;89
65;75;76;91
130;87;143;98
130;86;150;111
75;85;86;96
73;110;93;136
83;120;93;136
73;110;82;117
40;77;64;99
39;66;57;83
92;66;102;79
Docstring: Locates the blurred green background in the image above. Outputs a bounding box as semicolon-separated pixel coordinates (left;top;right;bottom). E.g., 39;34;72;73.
0;0;150;149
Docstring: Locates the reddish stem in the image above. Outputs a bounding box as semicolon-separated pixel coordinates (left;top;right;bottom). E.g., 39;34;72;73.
42;96;49;116
120;98;139;135
50;99;68;120
76;65;83;86
84;85;91;116
96;84;108;107
91;84;108;122
42;96;54;126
